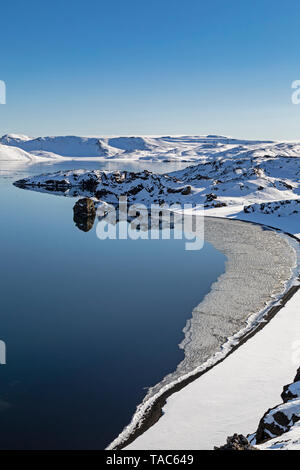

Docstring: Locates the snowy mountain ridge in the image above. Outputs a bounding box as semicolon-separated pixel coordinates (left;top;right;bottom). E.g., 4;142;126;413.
1;133;300;162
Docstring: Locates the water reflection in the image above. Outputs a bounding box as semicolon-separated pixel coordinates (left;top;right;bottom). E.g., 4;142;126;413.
0;171;225;449
72;197;203;254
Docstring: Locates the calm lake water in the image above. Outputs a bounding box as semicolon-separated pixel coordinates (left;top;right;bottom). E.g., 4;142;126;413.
0;161;226;449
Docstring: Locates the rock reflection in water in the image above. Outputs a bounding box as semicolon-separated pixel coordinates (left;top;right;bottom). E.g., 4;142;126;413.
72;197;200;238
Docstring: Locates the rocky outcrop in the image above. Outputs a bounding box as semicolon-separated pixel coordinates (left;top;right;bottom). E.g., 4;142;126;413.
214;367;300;449
255;399;300;444
282;368;300;403
14;169;191;205
73;198;96;232
254;367;300;444
205;193;217;202
244;199;300;216
13;151;300;213
214;434;258;450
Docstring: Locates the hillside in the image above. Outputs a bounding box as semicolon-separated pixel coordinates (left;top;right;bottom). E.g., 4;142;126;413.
2;134;300;162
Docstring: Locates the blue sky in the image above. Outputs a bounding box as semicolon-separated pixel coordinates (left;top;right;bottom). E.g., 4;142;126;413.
0;0;300;139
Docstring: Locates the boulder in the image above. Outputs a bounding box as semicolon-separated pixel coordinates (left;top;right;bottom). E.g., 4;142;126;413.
214;434;258;450
206;193;217;202
255;400;300;444
73;198;96;217
181;185;192;195
73;198;96;232
255;367;300;444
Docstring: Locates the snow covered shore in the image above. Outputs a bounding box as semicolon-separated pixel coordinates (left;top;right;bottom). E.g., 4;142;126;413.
108;220;299;450
125;286;300;450
120;213;300;451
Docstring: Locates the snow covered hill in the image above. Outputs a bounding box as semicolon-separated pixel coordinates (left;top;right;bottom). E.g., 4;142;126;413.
0;143;35;162
2;133;300;162
14;148;300;226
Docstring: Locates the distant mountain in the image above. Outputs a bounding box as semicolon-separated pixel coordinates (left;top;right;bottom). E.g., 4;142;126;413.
2;133;299;163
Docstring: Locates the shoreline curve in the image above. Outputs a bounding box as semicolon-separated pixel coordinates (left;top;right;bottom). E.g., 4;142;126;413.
108;217;300;451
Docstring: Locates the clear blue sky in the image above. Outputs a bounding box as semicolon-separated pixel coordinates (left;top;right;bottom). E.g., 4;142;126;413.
1;0;300;140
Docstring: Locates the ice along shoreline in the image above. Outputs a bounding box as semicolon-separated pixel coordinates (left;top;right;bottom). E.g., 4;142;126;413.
108;218;300;450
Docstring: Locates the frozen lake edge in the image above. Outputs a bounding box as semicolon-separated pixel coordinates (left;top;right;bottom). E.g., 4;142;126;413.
109;217;300;450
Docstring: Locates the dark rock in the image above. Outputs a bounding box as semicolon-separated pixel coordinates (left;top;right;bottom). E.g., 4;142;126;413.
126;184;144;196
81;177;99;192
206;193;217;202
252;365;300;445
181;185;192;195
95;188;115;199
167;187;183;194
73;198;96;217
214;434;258;450
73;198;96;232
255;406;300;444
294;367;300;383
282;385;298;403
191;174;210;181
281;367;300;403
244;205;254;213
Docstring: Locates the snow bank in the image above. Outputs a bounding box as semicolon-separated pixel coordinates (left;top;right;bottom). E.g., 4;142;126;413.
125;286;300;450
108;219;298;449
0;144;34;162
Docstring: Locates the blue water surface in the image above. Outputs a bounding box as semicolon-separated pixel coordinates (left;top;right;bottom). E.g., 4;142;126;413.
0;162;226;449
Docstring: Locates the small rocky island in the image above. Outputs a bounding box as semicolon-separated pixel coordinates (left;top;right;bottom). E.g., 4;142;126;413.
13;149;300;218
